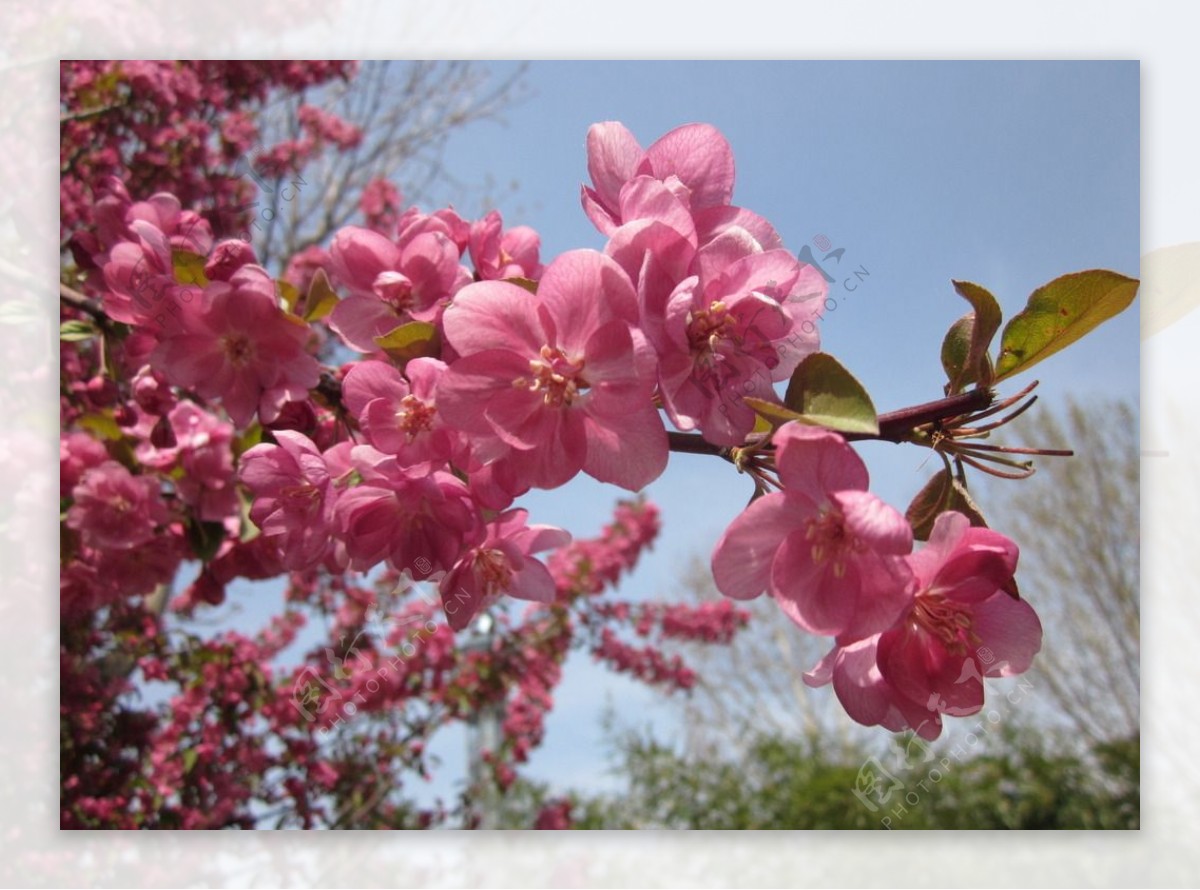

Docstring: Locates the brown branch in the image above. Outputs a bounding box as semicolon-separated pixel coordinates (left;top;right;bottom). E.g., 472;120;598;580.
60;282;111;330
666;387;996;457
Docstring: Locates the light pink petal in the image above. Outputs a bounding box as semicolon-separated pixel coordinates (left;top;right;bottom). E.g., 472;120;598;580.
581;186;619;237
773;423;869;499
508;559;557;604
831;637;893;727
712;249;801;300
834;489;913;556
586;122;644;212
802;645;838;688
643;123;735;210
442;280;545;357
971;593;1043;677
581;404;667;491
693;227;764;285
437;349;534;436
837;551;914;643
772;528;854;636
539;250;639;352
328;295;404;354
693;205;783;251
711;492;811;600
330;226;402;296
341;360;409;417
578;319;640;386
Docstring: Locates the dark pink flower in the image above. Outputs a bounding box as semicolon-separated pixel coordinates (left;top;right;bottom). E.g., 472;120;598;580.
438;249;667;492
468;210;543;281
327;225;468;351
66;461;170;550
438;509;571;630
711;423;913;640
582;122;735;236
340;358;458;469
876;511;1041;717
657;249;824;445
331;448;480;574
238;430;334;570
151;265;320;428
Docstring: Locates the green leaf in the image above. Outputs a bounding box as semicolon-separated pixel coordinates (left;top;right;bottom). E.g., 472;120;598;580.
302;268;340;322
182;748;199;775
995;269;1139;381
780;353;878;435
905;468;989;541
172;249;209;287
77;411;124;441
950;280;1003;390
742;397;804;430
276;279;301;313
60;319;99;342
374;321;439;364
940;314;974;394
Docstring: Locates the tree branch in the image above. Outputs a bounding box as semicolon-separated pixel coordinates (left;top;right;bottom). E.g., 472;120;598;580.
666;387;996;457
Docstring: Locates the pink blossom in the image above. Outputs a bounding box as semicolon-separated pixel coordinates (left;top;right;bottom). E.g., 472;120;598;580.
802;512;1042;739
151;265;320;428
803;635;944;740
657;249;824;445
438;509;571;630
438;249;667;492
876;511;1041;717
582;122;735;236
167;403;239;522
341;358;459;469
66;461;171;550
239;430;335;571
331;447;480;575
60;431;110;492
711;423;913;640
468;210;543;281
327;225;468;351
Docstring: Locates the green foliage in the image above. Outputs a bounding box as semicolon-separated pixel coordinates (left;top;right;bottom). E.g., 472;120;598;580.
746;353;878;435
556;728;1138;830
375;321;440;365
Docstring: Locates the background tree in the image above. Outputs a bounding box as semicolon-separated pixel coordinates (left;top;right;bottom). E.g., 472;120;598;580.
978;395;1139;746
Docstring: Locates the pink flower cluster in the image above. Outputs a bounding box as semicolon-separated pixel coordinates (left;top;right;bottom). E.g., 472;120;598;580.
712;423;1042;739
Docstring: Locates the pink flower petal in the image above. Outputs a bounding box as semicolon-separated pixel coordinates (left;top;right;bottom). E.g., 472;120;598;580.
711;492;811;600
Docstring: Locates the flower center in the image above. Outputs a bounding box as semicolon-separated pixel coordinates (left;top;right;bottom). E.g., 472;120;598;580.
475;548;514;597
396;393;436;440
374;271;414;312
280;482;321;515
912;594;979;656
221;333;255;367
805;508;859;578
686;300;735;355
514;345;588;407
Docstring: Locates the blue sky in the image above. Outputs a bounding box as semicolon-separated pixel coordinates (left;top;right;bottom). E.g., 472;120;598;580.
413;61;1140;800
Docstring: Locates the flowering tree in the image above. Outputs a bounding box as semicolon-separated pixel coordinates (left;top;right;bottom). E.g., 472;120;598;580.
59;61;1138;829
